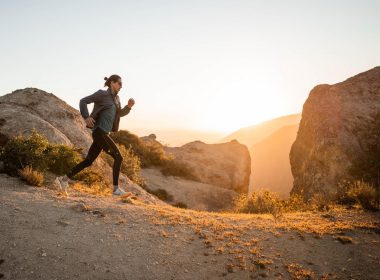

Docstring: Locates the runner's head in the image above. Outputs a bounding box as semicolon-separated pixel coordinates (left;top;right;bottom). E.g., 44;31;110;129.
104;75;122;94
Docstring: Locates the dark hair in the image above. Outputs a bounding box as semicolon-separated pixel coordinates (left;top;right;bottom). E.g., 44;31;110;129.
104;74;121;87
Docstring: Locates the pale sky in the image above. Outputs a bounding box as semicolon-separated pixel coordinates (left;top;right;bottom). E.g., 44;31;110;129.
0;0;379;145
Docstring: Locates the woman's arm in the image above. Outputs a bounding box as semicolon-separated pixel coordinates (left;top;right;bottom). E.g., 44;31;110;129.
119;97;135;117
79;89;103;119
119;105;132;117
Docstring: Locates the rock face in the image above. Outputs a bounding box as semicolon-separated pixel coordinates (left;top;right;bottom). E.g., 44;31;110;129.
164;140;251;194
0;87;165;205
0;88;92;150
290;66;380;199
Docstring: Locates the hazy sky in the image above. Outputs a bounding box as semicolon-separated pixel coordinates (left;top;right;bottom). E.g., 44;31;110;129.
0;0;379;143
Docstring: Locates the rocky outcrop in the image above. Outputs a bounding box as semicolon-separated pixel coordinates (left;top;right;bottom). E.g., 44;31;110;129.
0;88;92;150
163;140;251;194
290;66;380;199
0;87;165;205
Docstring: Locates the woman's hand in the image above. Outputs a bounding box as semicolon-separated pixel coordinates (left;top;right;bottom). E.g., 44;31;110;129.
85;117;95;128
127;98;135;109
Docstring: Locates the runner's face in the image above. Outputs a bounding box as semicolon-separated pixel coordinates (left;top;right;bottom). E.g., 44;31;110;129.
111;79;122;93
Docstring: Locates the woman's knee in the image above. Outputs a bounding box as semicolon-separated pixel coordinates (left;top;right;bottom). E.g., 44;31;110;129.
83;157;95;167
114;151;123;163
117;153;124;163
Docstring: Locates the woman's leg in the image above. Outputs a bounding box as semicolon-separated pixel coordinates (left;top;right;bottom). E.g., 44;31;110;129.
66;128;104;179
100;133;123;187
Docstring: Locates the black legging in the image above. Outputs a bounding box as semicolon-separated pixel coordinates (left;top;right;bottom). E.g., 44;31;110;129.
67;127;123;186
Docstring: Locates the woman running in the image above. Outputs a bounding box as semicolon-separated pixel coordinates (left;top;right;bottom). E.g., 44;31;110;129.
55;74;135;196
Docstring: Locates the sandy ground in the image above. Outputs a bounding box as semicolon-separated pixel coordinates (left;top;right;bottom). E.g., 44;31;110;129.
1;173;380;280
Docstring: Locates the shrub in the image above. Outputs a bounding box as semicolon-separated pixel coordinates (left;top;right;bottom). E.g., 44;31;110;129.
232;190;283;218
345;180;379;210
0;129;50;174
173;202;188;209
309;192;331;211
148;188;174;202
73;168;106;187
0;129;82;176
160;159;199;181
45;144;82;175
110;130;169;168
18;165;44;187
101;143;146;186
281;193;309;212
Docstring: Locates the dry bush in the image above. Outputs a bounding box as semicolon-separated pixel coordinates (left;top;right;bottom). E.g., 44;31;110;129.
282;193;309;212
18;165;44;187
345;180;379;210
101;143;146;186
0;128;82;176
110;130;169;167
160;159;199;181
309;192;332;211
232;190;283;219
148;188;174;202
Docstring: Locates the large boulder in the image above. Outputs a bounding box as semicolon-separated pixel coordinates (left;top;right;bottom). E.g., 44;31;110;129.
0;87;92;150
290;66;380;199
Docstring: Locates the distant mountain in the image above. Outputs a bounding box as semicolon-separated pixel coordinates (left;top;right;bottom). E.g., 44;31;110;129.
128;127;226;147
219;114;301;147
249;124;299;197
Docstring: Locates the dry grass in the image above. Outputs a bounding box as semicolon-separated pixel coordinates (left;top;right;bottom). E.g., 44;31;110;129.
136;200;380;275
70;182;111;196
18;165;44;187
286;263;316;280
346;180;379;210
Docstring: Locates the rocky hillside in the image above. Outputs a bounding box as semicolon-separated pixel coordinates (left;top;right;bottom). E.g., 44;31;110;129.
290;66;380;199
0;87;164;205
0;88;249;211
1;172;380;279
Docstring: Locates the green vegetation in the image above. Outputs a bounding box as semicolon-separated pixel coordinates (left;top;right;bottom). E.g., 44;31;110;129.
160;160;198;181
0;129;111;192
110;130;168;167
337;179;379;210
73;168;106;188
233;181;379;217
100;143;145;187
0;129;82;176
172;202;188;209
147;188;174;202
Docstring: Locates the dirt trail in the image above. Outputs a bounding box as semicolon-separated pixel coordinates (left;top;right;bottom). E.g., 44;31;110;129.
0;173;379;280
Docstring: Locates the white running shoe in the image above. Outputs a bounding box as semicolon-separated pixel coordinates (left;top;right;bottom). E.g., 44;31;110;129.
112;187;133;197
55;175;69;194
